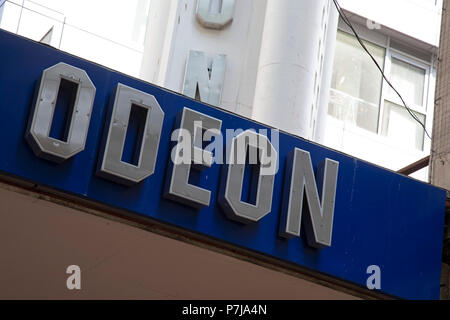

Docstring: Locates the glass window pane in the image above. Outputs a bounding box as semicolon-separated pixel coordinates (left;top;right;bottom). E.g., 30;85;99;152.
381;101;425;150
388;57;426;107
329;89;379;133
329;30;385;132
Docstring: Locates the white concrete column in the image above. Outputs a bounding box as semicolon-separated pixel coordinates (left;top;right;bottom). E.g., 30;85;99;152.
139;0;178;85
252;0;336;140
139;0;266;115
313;2;339;143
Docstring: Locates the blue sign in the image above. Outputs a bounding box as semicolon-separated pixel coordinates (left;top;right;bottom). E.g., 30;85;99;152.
0;29;446;299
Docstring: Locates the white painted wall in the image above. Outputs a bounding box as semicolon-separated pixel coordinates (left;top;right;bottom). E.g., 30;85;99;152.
0;0;149;77
140;0;267;118
252;0;338;140
325;116;430;180
339;0;442;47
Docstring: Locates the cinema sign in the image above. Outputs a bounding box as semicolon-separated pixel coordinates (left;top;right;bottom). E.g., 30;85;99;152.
26;62;338;249
0;30;445;299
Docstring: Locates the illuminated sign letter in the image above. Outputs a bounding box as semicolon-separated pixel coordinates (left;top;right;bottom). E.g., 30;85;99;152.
196;0;235;29
164;107;222;209
218;130;277;223
279;148;339;248
97;83;164;185
182;50;226;106
26;62;95;162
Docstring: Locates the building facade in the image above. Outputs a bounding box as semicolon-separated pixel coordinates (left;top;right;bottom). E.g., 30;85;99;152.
0;0;442;180
0;0;446;300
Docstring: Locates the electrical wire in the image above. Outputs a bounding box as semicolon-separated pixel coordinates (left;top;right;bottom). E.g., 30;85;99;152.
332;0;432;140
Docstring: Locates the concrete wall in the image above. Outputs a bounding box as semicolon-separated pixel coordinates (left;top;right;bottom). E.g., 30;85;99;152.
430;0;450;300
431;0;450;189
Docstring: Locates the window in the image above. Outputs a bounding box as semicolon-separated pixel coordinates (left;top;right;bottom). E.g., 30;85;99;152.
382;54;429;150
381;101;425;150
388;57;426;106
328;29;431;151
329;31;385;133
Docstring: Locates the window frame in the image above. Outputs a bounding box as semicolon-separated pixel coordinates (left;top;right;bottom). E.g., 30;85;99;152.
380;47;430;118
333;26;435;152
